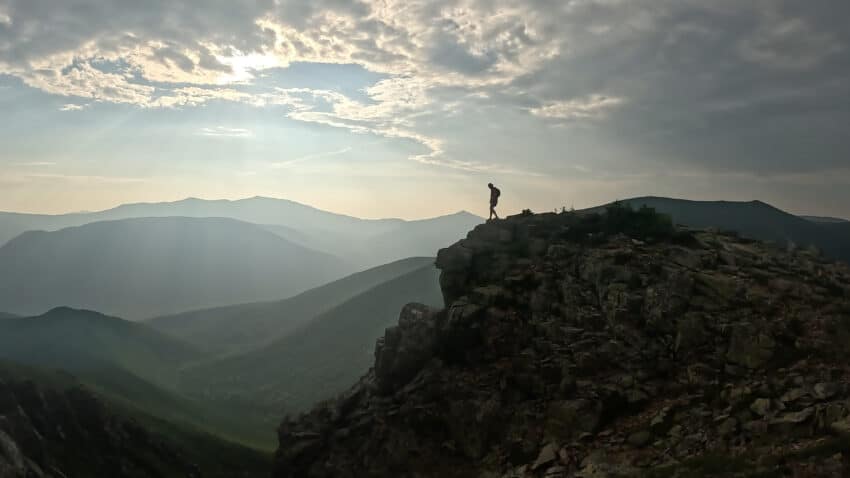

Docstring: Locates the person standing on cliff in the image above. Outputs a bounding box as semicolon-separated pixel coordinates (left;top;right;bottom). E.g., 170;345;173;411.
488;183;501;221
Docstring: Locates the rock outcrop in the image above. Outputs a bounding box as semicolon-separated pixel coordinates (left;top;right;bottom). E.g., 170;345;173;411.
0;376;199;478
274;209;850;477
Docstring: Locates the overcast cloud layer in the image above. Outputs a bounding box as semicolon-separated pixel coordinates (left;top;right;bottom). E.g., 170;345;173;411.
0;0;848;217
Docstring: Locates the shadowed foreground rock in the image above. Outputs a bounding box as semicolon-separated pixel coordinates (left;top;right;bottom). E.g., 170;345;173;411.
274;209;850;477
0;377;199;478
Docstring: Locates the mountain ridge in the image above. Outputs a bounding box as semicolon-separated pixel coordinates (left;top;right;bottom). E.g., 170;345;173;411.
585;196;850;262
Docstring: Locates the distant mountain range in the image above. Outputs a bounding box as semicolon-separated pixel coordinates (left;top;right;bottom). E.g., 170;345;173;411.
0;196;483;270
588;197;850;262
0;196;396;245
0;216;350;318
0;197;481;318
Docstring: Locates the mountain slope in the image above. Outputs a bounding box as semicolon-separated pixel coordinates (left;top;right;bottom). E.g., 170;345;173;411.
0;216;350;318
591;197;850;262
0;311;17;319
0;307;275;447
357;211;482;268
801;215;849;224
274;209;850;478
261;212;482;270
0;361;269;477
180;263;443;420
148;257;437;355
0;307;200;388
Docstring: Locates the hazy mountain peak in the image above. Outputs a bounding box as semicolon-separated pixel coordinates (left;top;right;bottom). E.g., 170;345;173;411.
41;306;106;318
451;210;481;218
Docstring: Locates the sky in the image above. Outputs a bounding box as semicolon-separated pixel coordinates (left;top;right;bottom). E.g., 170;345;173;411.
0;0;848;220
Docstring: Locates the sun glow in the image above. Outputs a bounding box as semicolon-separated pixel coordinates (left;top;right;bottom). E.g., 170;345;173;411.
215;51;281;84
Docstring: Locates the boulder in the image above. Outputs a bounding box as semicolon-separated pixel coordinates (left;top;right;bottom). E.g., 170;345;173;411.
830;418;850;435
769;408;815;433
532;443;558;470
750;398;772;417
627;430;652;448
374;303;439;394
545;400;602;441
675;313;708;354
717;417;738;437
780;388;809;404
727;324;776;369
813;383;841;400
436;244;473;272
650;406;674;435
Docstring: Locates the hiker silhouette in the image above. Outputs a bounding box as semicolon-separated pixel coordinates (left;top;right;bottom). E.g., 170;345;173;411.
488;183;501;220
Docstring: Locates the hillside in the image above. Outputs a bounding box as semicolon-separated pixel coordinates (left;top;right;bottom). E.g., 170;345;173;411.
180;263;443;426
0;307;276;448
0;361;269;477
802;215;849;224
263;212;482;270
596;197;850;262
77;361;273;449
0;216;349;318
149;257;437;355
0;311;17;319
0;307;199;388
274;208;850;477
357;211;483;268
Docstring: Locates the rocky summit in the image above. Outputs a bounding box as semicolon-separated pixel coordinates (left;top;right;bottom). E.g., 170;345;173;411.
274;208;850;477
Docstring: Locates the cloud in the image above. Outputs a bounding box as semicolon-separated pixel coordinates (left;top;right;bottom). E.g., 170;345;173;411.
530;95;625;121
738;4;844;70
270;146;352;168
59;103;88;111
0;0;848;177
198;126;253;138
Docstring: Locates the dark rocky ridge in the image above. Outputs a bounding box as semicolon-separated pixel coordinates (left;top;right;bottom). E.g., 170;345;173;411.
274;210;850;477
0;367;269;478
0;376;198;477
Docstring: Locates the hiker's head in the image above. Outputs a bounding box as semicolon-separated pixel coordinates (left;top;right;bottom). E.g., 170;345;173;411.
488;183;493;189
